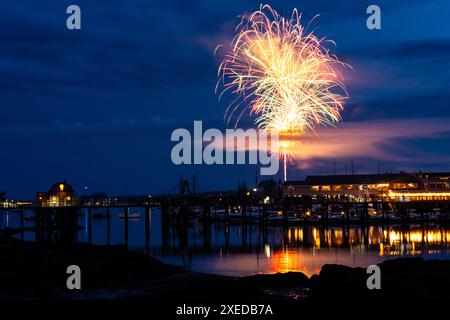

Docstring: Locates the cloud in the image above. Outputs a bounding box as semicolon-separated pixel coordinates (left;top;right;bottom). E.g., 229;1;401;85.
52;115;224;136
0;0;217;95
292;118;450;164
2;0;450;195
383;40;450;59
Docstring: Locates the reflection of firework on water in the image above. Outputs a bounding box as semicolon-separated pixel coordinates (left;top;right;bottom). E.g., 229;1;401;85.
216;4;349;180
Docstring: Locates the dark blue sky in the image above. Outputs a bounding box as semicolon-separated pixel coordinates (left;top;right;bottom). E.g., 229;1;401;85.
1;0;450;199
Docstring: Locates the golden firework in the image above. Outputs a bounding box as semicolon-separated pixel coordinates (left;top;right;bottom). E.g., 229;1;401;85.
217;4;349;180
217;4;348;134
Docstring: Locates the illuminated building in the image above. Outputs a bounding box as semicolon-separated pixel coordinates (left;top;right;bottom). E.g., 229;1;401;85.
36;180;76;207
0;191;12;208
284;172;450;201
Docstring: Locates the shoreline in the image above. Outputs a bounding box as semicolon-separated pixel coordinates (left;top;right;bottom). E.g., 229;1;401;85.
1;235;449;303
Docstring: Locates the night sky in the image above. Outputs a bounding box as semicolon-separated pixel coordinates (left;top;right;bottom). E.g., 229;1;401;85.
1;0;450;199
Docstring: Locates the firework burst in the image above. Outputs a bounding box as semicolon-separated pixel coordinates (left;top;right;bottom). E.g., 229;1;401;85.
216;4;349;181
217;4;349;134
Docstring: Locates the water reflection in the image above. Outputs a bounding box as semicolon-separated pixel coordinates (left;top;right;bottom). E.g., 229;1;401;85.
153;222;450;277
3;208;450;277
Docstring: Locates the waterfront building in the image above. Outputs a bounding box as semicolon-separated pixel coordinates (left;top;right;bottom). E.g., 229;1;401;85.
36;180;76;207
0;191;11;208
284;172;450;201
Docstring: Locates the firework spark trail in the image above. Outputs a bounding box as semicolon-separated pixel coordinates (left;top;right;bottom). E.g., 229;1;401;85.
217;4;348;134
216;4;349;180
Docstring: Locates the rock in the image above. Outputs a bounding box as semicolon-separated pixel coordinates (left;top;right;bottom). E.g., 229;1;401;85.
241;272;308;289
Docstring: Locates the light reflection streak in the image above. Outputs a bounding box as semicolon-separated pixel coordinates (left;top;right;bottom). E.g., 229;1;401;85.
266;225;450;274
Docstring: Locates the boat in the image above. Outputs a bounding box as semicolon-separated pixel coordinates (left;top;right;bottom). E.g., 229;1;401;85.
266;214;303;223
211;207;226;214
191;206;203;214
328;212;345;220
119;213;141;219
267;215;284;222
92;212;111;219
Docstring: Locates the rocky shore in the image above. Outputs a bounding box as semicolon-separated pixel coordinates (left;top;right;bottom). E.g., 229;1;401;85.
1;235;449;306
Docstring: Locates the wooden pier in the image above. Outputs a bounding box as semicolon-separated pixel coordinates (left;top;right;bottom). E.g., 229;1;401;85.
1;194;449;247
